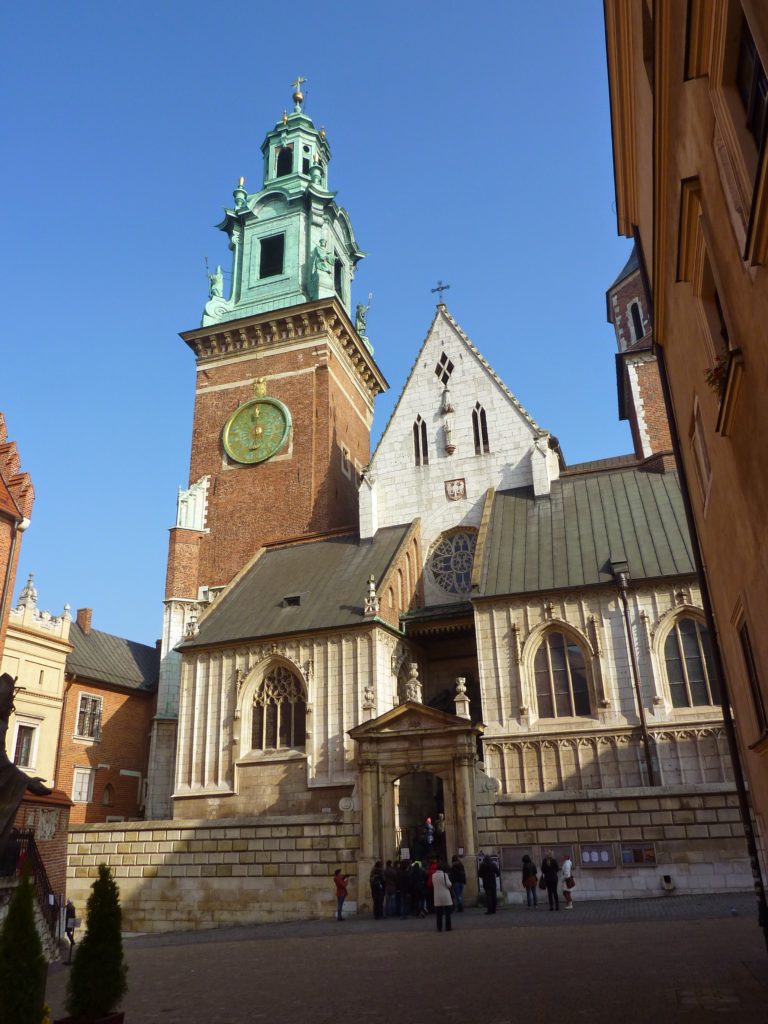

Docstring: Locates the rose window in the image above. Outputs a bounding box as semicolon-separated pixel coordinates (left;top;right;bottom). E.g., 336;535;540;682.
428;531;477;596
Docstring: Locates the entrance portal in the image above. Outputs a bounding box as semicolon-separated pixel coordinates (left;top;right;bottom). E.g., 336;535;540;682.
394;771;446;862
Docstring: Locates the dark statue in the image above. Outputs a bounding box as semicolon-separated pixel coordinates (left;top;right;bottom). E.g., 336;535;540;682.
0;672;51;856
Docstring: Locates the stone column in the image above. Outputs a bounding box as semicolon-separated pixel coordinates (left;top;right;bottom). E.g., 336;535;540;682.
455;751;479;903
359;759;377;859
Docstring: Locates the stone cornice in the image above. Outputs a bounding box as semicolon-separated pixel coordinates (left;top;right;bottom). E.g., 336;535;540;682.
180;298;388;401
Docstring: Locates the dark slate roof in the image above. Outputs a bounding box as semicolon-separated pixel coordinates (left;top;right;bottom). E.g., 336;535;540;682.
66;622;159;692
608;245;639;292
480;469;694;598
181;526;411;649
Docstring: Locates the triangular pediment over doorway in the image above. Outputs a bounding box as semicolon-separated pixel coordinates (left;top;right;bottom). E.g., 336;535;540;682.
349;701;484;742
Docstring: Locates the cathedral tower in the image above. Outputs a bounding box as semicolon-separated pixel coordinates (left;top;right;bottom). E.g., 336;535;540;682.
146;84;387;819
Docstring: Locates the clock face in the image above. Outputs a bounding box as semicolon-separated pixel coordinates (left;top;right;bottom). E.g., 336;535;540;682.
222;398;291;464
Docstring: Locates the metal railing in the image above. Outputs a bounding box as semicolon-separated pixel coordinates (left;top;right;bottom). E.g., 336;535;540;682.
2;829;59;942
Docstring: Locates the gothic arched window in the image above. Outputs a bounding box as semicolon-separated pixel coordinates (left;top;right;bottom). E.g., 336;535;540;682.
629;301;644;341
472;402;490;454
428;530;477;596
413;416;429;466
102;783;114;807
252;665;307;751
664;617;720;707
534;631;591;718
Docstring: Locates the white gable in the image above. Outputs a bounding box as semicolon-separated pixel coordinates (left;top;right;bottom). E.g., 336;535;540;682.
360;307;560;603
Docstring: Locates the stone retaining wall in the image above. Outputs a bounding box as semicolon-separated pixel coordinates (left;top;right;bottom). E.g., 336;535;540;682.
478;783;752;901
67;812;359;933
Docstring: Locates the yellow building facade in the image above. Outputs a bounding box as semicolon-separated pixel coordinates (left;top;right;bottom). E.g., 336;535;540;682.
604;0;768;888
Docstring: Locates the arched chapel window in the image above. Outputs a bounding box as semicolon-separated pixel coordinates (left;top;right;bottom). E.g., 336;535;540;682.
472;402;490;454
629;301;644;341
534;631;591;718
664;617;720;707
252;665;307;751
413;416;429;466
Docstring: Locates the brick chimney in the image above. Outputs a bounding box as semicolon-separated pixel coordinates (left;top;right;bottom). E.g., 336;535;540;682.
76;608;92;634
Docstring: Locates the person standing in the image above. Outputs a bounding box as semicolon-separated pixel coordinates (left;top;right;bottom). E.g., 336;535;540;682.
541;850;560;911
384;859;398;917
449;854;466;912
562;853;575;909
333;868;349;921
521;854;538;909
432;860;454;932
478;854;500;915
369;860;385;919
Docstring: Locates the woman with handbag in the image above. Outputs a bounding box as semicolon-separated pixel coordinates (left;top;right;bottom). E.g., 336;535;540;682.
521;854;539;909
562;853;575;909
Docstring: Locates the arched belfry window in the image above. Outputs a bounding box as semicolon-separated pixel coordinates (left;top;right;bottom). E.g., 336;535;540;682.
472;402;490;454
534;631;591;718
276;146;293;177
334;258;344;299
252;665;307;751
629;301;644;341
413;416;429;466
664;617;720;707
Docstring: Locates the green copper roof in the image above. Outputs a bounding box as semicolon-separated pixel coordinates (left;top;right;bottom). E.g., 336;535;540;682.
200;86;364;328
480;468;694;597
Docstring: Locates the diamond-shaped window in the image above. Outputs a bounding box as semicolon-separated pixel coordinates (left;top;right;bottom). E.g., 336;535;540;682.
435;352;454;384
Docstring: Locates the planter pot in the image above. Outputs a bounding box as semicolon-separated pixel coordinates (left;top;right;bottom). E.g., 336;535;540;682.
54;1013;124;1024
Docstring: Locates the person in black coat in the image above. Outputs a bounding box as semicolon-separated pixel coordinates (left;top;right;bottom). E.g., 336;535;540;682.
478;854;500;914
449;854;467;912
540;851;560;911
369;860;385;919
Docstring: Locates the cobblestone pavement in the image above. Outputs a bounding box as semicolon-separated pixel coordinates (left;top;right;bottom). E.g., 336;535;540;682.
46;893;768;1023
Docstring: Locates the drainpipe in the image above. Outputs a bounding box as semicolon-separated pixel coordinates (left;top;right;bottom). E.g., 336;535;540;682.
612;562;656;787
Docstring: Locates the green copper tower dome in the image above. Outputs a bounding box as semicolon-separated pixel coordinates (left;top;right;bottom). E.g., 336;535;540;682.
202;80;364;327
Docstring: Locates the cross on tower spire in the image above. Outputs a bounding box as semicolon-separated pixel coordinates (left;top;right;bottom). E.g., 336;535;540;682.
431;280;451;301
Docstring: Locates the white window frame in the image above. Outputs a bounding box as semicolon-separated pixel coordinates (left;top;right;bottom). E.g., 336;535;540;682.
12;720;40;770
74;693;103;741
72;766;95;803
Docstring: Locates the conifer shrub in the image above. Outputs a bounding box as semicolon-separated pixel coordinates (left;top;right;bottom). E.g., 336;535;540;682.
65;864;127;1021
0;868;47;1024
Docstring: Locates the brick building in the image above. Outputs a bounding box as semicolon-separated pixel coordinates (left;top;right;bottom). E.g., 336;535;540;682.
58;608;158;825
604;0;768;903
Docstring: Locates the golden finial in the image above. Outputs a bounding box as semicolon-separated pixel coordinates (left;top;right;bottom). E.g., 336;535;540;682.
291;76;306;108
254;377;267;398
282;110;288;125
320;126;326;139
238;176;245;187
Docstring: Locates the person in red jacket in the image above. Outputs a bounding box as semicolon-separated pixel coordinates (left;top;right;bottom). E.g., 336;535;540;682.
333;868;349;921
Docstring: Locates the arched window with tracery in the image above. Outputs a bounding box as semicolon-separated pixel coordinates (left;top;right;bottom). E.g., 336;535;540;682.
252;665;307;751
413;416;429;466
664;616;720;707
534;631;591;718
472;402;490;454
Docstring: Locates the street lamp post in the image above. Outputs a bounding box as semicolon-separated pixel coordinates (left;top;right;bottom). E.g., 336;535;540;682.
612;560;656;788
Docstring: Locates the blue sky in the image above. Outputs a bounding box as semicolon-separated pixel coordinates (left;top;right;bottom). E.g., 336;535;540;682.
1;1;632;644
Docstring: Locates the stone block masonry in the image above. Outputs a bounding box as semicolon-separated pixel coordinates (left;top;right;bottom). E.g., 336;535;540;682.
67;812;360;933
478;784;752;901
